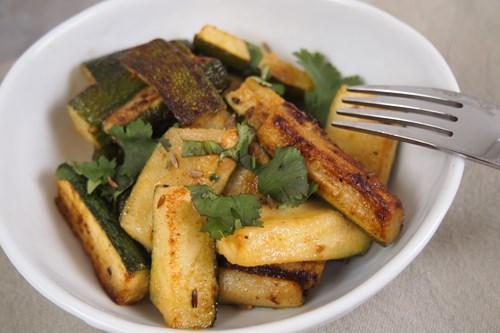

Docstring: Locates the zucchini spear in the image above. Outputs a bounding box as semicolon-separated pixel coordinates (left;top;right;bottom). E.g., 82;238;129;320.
151;186;217;329
217;200;371;266
121;39;228;127
226;78;404;245
55;164;149;305
218;268;303;308
326;85;398;185
218;260;325;308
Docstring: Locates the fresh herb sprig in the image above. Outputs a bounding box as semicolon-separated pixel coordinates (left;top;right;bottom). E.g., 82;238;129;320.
59;119;158;205
294;49;363;126
256;146;317;207
188;185;262;240
67;156;116;194
181;122;257;171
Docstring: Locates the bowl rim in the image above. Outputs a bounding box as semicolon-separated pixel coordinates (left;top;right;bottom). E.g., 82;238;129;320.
0;0;464;332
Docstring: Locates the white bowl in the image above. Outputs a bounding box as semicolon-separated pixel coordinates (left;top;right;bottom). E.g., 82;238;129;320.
0;0;464;332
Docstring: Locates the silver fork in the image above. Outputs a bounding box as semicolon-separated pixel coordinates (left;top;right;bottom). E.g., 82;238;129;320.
331;85;500;169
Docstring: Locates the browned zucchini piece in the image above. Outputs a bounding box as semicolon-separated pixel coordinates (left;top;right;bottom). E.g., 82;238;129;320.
218;268;303;308
55;164;149;305
121;39;227;126
151;186;217;329
226;78;404;245
217;200;371;266
327;85;398;185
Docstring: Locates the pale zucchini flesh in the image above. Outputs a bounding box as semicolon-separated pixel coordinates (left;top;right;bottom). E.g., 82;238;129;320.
218;268;303;308
217;200;371;266
327;85;398;185
55;164;149;305
120;127;238;250
151;186;217;329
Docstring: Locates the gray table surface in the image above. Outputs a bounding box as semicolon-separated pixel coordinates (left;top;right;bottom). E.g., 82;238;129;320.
1;0;499;332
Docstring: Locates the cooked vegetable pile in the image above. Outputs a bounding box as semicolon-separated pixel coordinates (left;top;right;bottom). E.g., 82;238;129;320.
55;25;404;329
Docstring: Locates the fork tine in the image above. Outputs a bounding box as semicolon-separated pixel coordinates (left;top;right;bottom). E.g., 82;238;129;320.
341;95;460;120
347;85;463;108
336;108;453;135
331;120;453;150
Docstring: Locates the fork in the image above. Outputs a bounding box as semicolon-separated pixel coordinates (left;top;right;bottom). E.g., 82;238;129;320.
331;85;500;169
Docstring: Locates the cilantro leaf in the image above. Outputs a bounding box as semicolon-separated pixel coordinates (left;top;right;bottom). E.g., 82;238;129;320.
181;140;224;157
260;64;271;80
246;42;263;74
270;83;286;95
248;76;285;96
67;156;116;194
188;185;262;240
294;49;364;127
248;65;286;96
256;147;316;207
108;120;157;179
221;122;257;170
341;75;364;86
180;122;257;170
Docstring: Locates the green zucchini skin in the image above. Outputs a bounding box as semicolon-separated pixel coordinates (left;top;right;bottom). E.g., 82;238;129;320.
69;74;172;145
82;50;128;83
121;39;227;126
56;163;149;272
82;42;189;83
69;73;146;127
195;56;229;93
193;35;249;73
83;42;228;93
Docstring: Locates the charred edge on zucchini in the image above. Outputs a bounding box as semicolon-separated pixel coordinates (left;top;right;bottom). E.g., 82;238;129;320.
121;39;227;126
55;163;149;304
219;257;325;290
226;79;404;245
82;50;128;83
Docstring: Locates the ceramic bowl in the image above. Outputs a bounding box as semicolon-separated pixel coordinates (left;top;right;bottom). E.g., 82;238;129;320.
0;0;463;332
